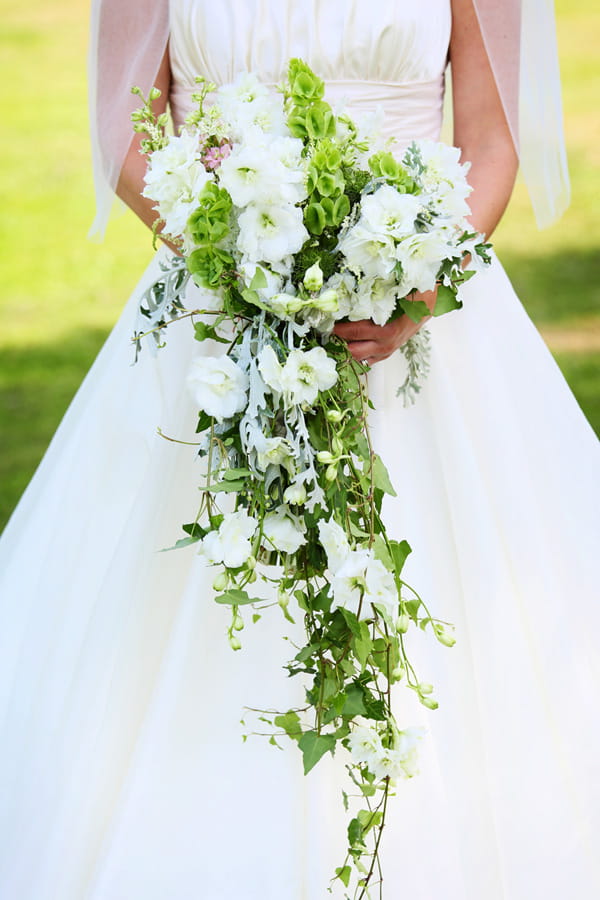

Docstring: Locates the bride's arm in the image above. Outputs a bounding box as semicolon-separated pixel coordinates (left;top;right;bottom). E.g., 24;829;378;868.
115;46;172;234
334;0;519;364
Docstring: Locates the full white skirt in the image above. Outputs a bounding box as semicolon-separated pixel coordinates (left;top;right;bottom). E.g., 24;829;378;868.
1;251;599;899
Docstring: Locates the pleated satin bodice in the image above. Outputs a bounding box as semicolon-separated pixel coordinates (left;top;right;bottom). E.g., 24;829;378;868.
169;0;451;144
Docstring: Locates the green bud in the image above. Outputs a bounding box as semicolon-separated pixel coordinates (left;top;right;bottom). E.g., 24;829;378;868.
149;87;162;101
325;464;338;482
331;436;344;455
390;665;405;682
229;634;242;651
278;588;290;608
434;624;456;648
246;570;258;584
417;682;434;695
326;409;344;423
303;261;324;292
233;613;244;631
396;613;410;634
317;450;335;464
246;555;257;571
419;695;439;710
212;571;229;592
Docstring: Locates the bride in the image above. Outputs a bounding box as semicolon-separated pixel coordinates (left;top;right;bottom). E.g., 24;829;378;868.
1;0;599;897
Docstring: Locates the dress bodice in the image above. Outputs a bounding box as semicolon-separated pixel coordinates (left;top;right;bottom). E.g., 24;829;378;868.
169;0;451;145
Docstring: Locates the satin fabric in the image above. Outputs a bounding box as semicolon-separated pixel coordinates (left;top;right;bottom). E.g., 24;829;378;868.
1;1;598;897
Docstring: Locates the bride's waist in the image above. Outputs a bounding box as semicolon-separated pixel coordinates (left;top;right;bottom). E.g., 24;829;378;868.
169;76;444;145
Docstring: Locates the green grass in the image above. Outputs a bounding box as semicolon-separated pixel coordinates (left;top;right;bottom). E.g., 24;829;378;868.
0;0;598;529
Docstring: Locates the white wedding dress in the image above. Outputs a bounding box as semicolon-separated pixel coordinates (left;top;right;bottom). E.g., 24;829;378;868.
1;1;599;898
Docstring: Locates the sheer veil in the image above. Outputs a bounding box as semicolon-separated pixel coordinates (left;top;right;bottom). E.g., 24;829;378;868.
88;0;569;236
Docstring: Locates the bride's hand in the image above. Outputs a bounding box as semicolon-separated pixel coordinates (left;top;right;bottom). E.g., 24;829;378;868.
332;288;437;365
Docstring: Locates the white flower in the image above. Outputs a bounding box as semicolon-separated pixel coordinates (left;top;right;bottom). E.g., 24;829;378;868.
143;131;214;238
200;510;258;568
187;355;249;422
259;346;338;407
237;203;308;266
254;436;294;471
396;231;460;294
318;518;350;573
216;73;288;138
412;140;472;223
218;141;305;208
347;722;425;782
330;548;397;621
303;261;324;292
262;507;306;554
338;222;396;279
283;479;308;505
360;185;422;240
348;276;396;326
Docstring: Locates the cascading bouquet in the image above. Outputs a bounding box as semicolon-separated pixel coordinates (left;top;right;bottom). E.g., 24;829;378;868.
131;59;490;899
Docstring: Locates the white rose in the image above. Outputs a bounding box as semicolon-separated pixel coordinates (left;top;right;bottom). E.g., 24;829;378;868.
187;355;249;422
262;507;306;554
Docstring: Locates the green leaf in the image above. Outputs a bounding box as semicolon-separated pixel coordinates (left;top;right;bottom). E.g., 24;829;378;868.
249;266;268;291
193;320;229;343
208;479;247;493
214;589;257;606
352;622;372;669
347;816;364;848
433;283;463;317
298;731;336;774
341;683;367;718
390;539;411;574
357;808;383;834
335;866;352;888
274;711;302;742
371;454;397;497
397;297;431;323
222;467;253;481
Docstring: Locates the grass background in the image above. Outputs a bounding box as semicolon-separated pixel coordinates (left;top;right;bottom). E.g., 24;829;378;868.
0;0;598;530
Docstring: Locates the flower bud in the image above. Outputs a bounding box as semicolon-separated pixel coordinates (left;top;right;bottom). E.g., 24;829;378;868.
233;613;244;631
283;482;307;505
277;588;290;608
325;464;338;482
417;682;434;695
419;695;439;710
396;614;410;634
317;450;335;464
245;555;257;571
390;665;405;682
326;409;344;423
303;261;324;292
229;635;242;651
331;436;344;455
313;288;338;313
434;624;456;648
212;571;229;592
246;570;258;583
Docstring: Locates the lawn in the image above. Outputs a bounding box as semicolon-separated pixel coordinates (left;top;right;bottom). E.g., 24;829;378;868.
0;0;598;529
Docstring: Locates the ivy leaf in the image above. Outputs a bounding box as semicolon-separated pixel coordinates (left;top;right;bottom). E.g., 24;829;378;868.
214;589;258;606
433;283;463;316
358;808;383;835
371;455;397;497
298;730;336;774
274;711;302;742
341;683;367;717
249;266;268;291
390;539;411;574
208;479;247;493
193;320;229;343
335;866;352;888
222;467;253;480
397;297;431;323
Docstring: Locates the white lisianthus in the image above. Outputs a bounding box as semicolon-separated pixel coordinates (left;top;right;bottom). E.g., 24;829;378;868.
263;292;305;319
330;548;397;621
143;131;214;238
218;140;305;208
254;436;295;471
238;261;284;298
338;222;397;279
200;509;258;568
187;355;249;422
303;261;324;292
265;346;338;407
396;231;460;294
216;73;288;138
347;722;425;782
360;185;422;240
283;479;308;505
237;204;308;266
262;507;307;554
348;276;396;326
318;518;351;573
